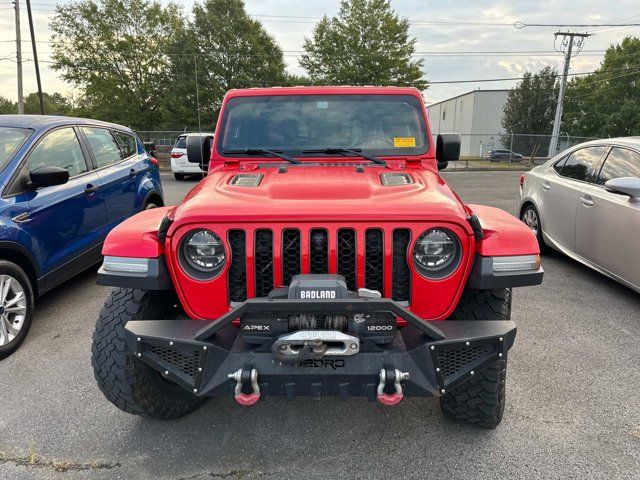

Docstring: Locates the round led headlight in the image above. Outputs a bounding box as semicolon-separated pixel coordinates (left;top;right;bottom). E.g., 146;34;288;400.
413;229;461;278
180;229;226;278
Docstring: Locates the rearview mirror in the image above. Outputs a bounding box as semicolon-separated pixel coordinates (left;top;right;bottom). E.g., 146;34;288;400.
186;135;212;172
436;133;461;170
27;166;70;190
604;177;640;201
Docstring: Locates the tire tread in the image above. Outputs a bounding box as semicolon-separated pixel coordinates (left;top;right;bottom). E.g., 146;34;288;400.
91;288;203;419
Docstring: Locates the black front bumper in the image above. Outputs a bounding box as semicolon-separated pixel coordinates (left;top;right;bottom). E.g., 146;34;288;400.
126;297;516;401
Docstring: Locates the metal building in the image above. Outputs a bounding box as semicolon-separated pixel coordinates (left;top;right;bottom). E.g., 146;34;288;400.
426;90;509;157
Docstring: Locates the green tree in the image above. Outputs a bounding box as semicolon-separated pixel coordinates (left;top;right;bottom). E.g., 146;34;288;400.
0;96;16;114
24;92;73;115
50;0;184;129
564;36;640;137
300;0;426;89
283;73;313;86
501;66;559;156
164;0;287;129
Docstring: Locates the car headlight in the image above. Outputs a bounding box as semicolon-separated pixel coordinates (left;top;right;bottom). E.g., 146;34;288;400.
413;228;461;278
180;229;226;278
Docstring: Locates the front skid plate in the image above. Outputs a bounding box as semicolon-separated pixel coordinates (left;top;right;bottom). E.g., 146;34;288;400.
125;320;516;400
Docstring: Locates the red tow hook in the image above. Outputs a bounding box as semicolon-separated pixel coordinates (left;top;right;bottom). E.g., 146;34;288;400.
228;368;261;406
376;368;409;406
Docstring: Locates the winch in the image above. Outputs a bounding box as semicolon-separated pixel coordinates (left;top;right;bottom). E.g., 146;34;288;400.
240;274;397;345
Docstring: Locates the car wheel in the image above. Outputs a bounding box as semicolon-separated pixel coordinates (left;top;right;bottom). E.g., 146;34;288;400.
174;173;185;181
441;287;510;428
144;202;158;210
91;288;205;418
0;261;35;360
520;204;547;251
447;288;511;320
440;357;507;429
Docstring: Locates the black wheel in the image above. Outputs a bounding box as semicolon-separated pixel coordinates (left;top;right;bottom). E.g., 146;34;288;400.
440;358;507;429
447;288;511;320
0;260;35;360
520;203;547;251
91;288;204;418
144;201;158;210
174;173;185;181
441;287;511;427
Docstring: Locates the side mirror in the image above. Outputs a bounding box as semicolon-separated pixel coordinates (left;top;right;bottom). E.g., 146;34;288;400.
605;177;640;201
436;133;461;170
186;135;212;172
27;166;70;190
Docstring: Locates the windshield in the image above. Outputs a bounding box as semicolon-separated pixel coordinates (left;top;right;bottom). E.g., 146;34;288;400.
218;94;429;157
0;127;32;169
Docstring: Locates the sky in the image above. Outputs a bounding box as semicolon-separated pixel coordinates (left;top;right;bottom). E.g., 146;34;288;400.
0;0;639;105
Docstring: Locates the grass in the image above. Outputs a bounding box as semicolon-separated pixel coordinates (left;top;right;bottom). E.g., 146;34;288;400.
0;443;120;472
452;157;542;170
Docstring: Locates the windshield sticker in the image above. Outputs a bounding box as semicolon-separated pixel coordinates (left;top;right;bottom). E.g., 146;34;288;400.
316;101;328;109
393;137;416;148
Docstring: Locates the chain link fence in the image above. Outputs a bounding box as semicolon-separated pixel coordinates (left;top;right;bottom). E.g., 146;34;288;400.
431;132;600;170
136;131;198;147
135;130;601;171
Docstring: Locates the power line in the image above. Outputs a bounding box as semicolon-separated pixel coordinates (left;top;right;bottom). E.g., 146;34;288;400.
18;57;638;85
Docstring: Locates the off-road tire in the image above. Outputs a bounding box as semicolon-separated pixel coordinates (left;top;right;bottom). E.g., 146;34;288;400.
91;288;204;419
447;288;511;320
441;287;511;427
174;173;185;181
0;260;35;360
440;358;507;429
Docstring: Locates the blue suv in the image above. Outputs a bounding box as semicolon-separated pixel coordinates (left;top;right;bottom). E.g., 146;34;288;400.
0;115;163;358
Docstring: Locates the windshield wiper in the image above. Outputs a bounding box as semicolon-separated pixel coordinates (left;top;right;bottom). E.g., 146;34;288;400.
302;148;387;166
223;148;301;164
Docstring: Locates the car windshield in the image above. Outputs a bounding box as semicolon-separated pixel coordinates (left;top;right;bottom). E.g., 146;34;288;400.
0;127;32;169
218;94;429;158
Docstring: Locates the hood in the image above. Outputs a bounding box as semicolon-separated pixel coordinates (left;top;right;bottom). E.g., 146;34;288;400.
170;164;468;226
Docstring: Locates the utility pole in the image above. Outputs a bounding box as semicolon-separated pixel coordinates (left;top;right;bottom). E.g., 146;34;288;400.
548;31;591;157
25;0;44;114
194;54;201;132
14;0;24;114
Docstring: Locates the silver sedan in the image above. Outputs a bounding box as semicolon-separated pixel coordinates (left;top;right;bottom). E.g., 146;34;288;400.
518;137;640;293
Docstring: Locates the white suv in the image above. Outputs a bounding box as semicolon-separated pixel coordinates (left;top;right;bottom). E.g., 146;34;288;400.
170;132;213;180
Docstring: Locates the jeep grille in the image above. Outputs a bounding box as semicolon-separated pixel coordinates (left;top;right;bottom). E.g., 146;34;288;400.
227;227;412;302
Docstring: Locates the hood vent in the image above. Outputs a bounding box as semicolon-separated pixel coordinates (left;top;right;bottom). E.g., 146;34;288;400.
380;173;413;186
230;173;263;187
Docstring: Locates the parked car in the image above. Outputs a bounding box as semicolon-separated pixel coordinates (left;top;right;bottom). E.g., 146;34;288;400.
486;149;523;162
92;86;543;429
519;137;640;293
170;132;213;180
0;115;163;359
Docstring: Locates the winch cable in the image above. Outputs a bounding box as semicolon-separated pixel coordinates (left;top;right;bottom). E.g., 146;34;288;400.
288;314;348;331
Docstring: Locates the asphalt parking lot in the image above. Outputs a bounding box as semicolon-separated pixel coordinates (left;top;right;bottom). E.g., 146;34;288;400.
1;170;639;480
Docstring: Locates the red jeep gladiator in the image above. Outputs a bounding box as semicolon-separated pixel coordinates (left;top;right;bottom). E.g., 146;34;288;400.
92;87;542;428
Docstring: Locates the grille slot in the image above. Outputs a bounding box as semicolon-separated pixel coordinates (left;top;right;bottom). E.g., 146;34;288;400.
255;230;274;297
309;229;329;274
282;229;301;286
337;229;357;291
228;230;247;302
365;229;384;295
437;344;493;379
147;344;201;379
392;229;411;301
